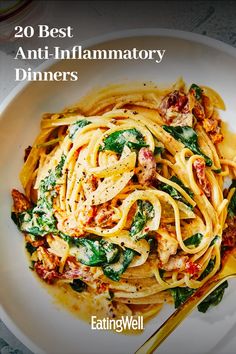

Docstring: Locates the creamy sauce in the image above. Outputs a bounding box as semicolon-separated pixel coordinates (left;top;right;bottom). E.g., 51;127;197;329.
219;121;236;160
45;282;106;323
32;267;163;336
44;281;146;335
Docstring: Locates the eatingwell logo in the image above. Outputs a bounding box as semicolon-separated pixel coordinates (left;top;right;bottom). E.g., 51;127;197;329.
91;316;144;333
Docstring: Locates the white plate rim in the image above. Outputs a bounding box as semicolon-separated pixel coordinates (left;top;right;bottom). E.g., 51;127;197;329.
1;28;236;354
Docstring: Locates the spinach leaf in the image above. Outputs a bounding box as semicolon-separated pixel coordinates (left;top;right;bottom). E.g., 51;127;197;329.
198;257;215;281
154;146;165;155
184;233;203;247
55;154;66;177
25;242;37;255
210;235;220;246
76;238;119;266
159;269;165;279
69;119;91;139
12;208;57;237
170;281;228;313
189;83;203;101
60;232;75;245
11;212;20;228
130;200;154;240
159;183;181;201
162;125;212;166
69;236;135;281
159;176;193;208
12;155;66;237
108;290;114;300
99;128;147;154
228;180;236;218
70;279;87;293
40;154;66;193
39;173;56;193
170;176;194;198
171;281;228;313
148;237;158;253
103;248;135;281
170;287;195;308
198;281;228;313
213;168;222;174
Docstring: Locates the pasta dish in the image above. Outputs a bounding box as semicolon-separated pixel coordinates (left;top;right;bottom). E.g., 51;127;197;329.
11;79;236;323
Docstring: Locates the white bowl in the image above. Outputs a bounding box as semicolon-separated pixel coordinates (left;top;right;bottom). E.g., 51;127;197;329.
1;29;236;354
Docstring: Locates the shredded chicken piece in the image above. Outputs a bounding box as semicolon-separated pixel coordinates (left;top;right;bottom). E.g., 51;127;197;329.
137;147;156;186
191;92;223;144
36;246;60;270
161;255;188;271
192;99;205;120
55;211;85;237
56;202;117;234
202;117;218;133
208;130;224;144
11;189;31;213
34;256;95;284
84;174;98;192
47;235;68;257
193;158;211;197
202;109;223;144
81;205;97;225
201;94;214;119
157;233;178;264
93;203;119;227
